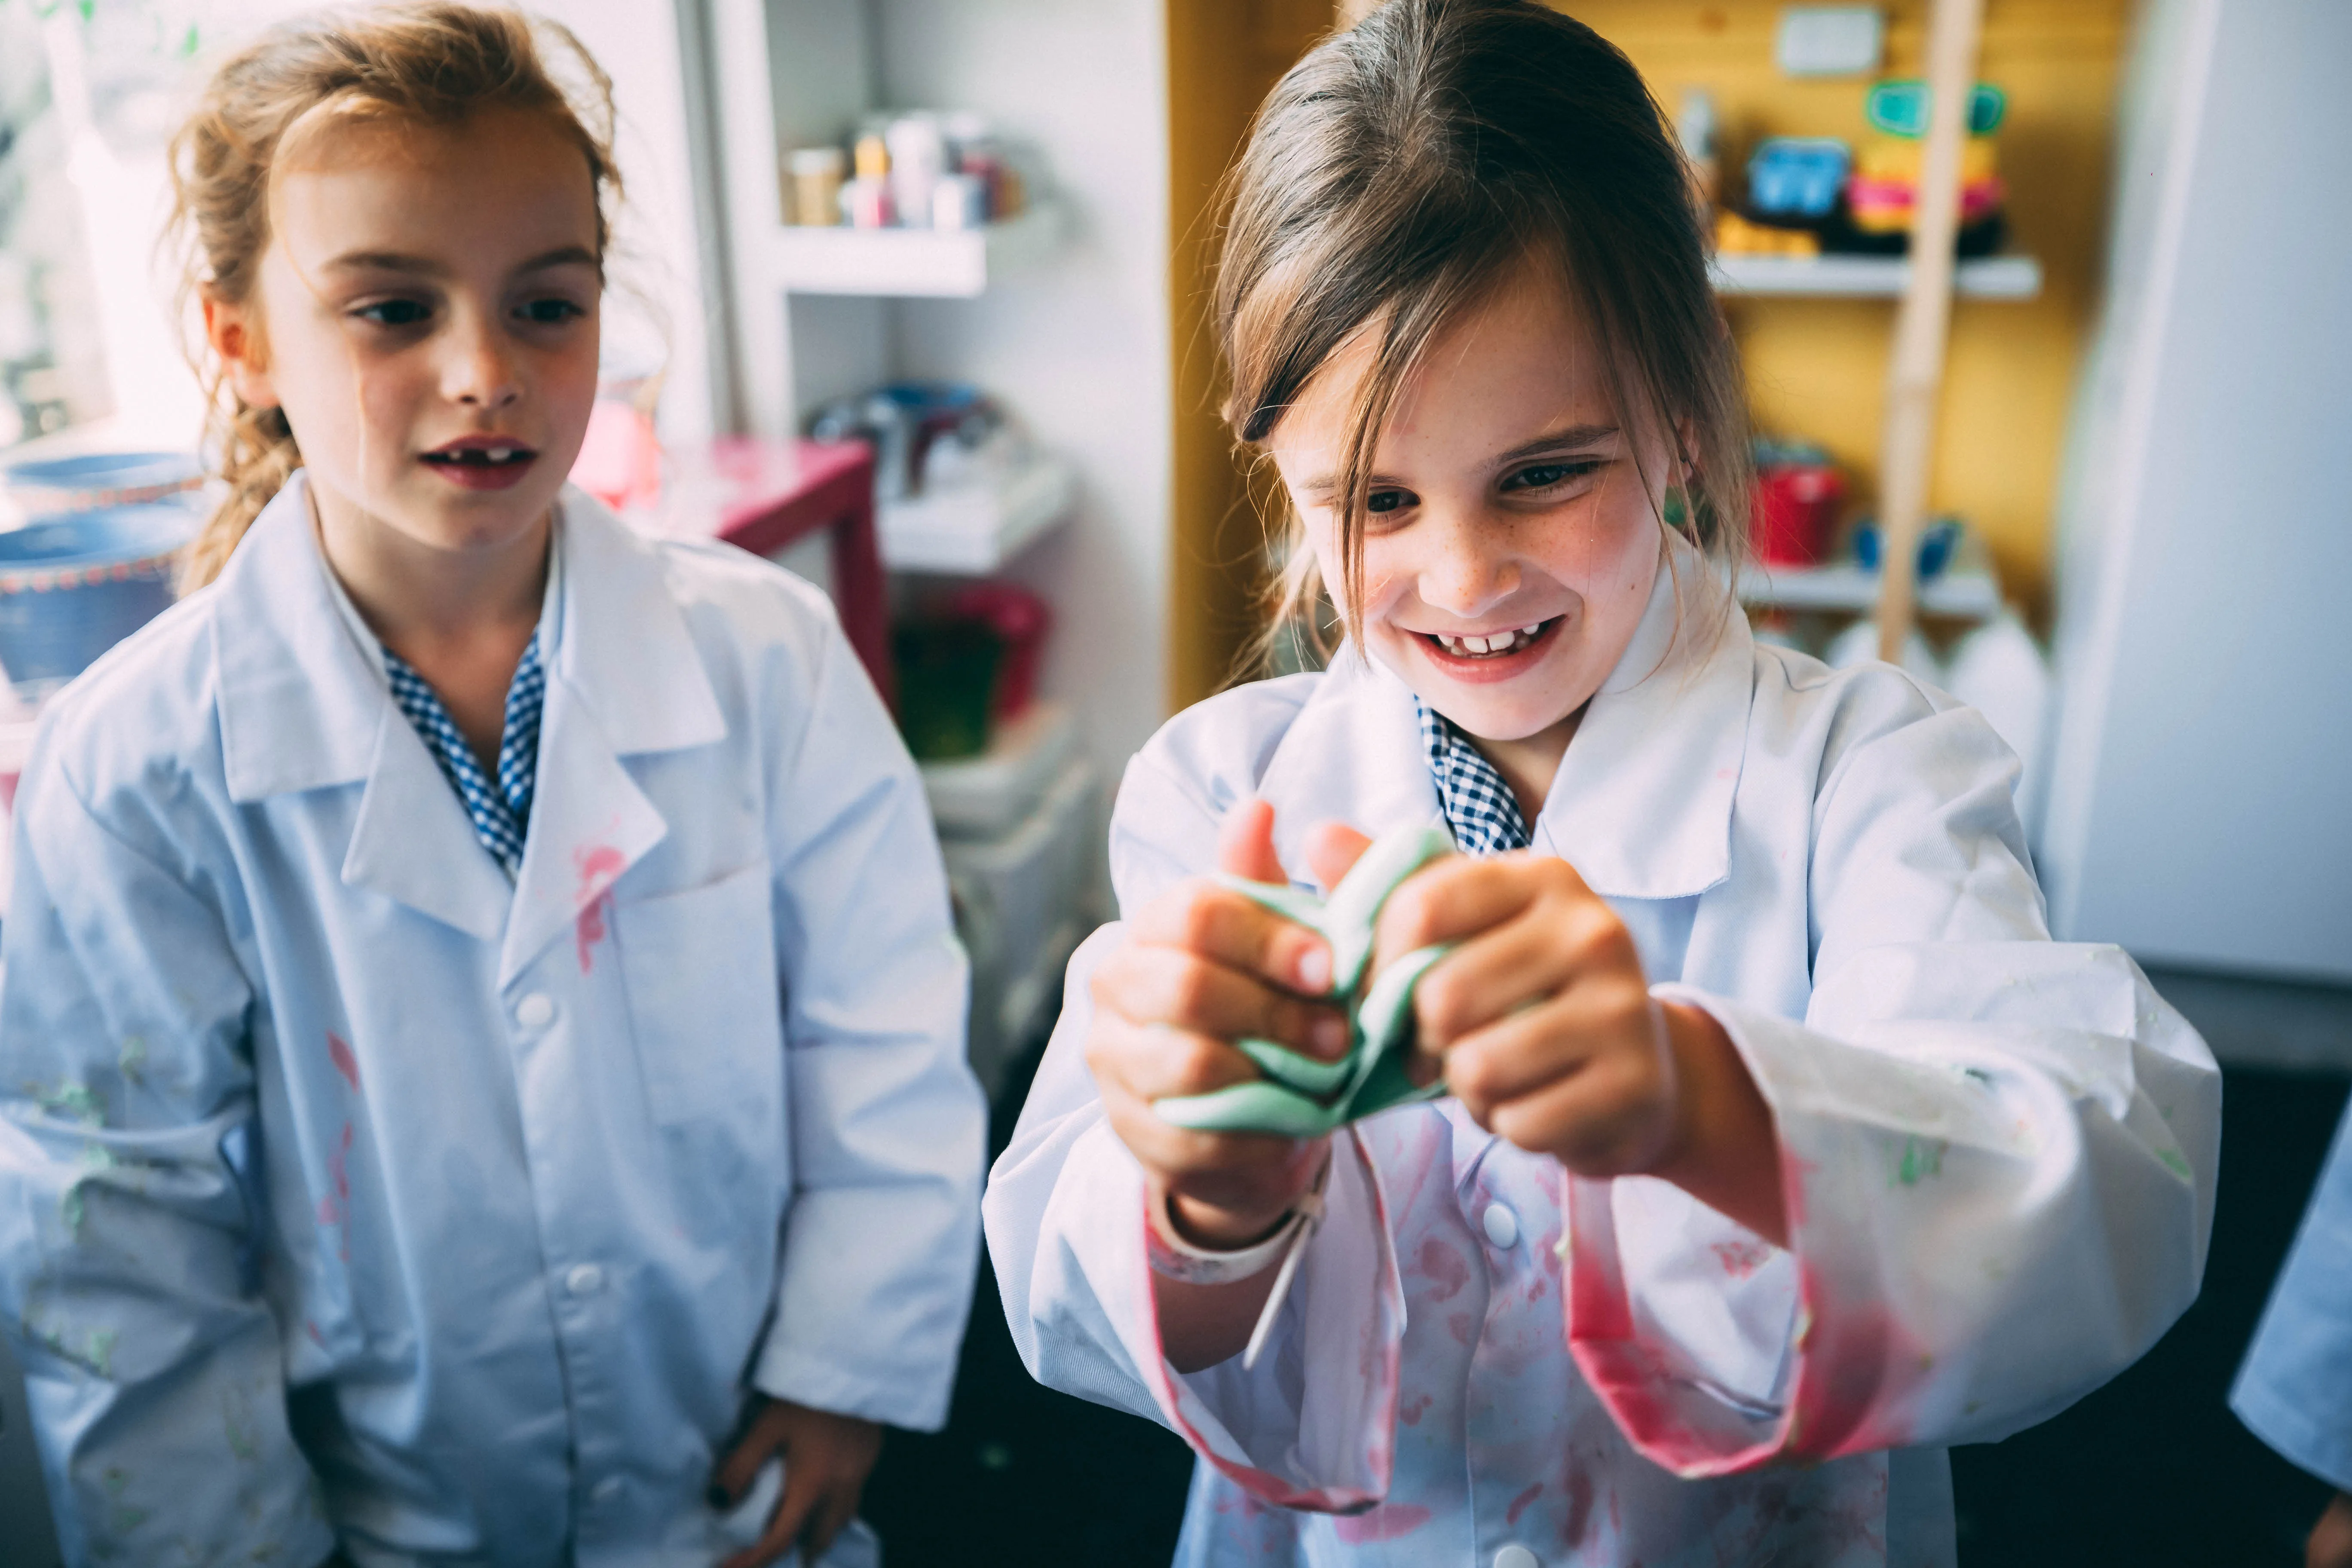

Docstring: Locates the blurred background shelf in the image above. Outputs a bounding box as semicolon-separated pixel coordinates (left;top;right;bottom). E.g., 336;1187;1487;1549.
769;201;1063;297
1711;251;2043;300
877;453;1076;574
1738;559;2001;619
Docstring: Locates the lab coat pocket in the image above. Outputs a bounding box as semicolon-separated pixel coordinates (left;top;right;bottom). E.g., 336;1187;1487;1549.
615;860;787;1131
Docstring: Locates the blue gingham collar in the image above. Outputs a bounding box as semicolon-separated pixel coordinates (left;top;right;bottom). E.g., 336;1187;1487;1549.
1415;697;1531;857
380;632;545;877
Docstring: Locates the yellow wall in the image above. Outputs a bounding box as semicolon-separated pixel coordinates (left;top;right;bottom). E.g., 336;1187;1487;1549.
1568;0;2131;624
1164;0;1332;710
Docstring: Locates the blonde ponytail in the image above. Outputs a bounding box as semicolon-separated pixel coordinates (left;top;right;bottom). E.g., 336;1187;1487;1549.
165;3;621;591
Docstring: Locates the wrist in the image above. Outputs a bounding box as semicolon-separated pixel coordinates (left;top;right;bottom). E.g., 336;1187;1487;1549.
1651;998;1788;1246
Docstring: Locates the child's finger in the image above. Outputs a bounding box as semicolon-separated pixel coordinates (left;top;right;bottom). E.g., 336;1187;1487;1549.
1130;879;1334;995
709;1415;775;1510
805;1481;861;1563
1412;896;1623;1049
721;1461;827;1568
1216;796;1288;885
1092;1016;1271;1104
1482;1050;1675;1178
1373;853;1556;959
1303;819;1375;891
1095;943;1351;1060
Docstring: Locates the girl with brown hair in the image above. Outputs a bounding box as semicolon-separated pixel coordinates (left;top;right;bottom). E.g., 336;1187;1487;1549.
0;8;982;1565
986;2;2217;1562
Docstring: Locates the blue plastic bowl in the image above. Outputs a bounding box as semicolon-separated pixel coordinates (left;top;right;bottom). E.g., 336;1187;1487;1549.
0;504;197;698
4;450;203;519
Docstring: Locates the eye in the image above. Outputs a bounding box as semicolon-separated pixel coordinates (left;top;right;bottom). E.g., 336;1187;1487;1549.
517;296;587;325
1365;487;1415;515
352;298;431;328
1501;459;1602;493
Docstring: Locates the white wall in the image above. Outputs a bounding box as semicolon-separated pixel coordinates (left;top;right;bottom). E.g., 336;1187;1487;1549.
874;0;1176;798
2042;0;2352;981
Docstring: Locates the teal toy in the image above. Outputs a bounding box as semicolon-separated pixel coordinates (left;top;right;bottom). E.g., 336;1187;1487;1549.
1152;824;1458;1138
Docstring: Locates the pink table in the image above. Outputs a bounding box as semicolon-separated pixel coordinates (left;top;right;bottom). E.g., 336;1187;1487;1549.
680;438;892;706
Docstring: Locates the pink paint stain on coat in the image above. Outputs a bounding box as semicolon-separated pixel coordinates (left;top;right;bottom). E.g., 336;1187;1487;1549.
1415;1236;1470;1302
573;844;625;973
1506;1482;1543;1526
327;1032;361;1093
1332;1502;1430;1544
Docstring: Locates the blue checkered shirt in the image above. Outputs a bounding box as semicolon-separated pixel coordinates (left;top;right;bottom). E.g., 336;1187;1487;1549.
1416;697;1531;857
380;633;545;876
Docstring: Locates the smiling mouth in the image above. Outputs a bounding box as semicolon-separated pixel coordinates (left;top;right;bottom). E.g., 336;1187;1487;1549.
1424;618;1559;659
421;445;536;469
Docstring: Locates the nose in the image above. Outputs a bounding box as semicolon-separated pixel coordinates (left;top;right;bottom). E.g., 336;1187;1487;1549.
1415;505;1521;620
439;306;523;412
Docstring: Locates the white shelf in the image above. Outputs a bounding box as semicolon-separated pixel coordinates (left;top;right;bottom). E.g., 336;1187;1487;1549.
1711;252;2043;300
769;202;1063;298
879;455;1076;575
1739;560;2002;619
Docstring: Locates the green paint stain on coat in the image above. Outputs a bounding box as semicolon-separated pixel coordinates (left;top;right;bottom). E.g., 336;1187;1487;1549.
1895;1135;1947;1186
31;1080;103;1127
2159;1147;2193;1180
118;1036;147;1086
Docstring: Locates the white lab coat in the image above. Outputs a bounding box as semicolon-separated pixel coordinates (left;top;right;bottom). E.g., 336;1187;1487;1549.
0;476;986;1567
984;550;2219;1568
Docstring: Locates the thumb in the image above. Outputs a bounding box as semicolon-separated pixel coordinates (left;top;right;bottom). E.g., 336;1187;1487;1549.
1303;821;1375;893
1216;797;1286;885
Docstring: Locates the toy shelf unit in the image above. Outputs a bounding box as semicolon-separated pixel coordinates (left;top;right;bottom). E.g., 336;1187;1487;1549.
1712;251;2042;300
1738;555;2000;620
704;0;1076;576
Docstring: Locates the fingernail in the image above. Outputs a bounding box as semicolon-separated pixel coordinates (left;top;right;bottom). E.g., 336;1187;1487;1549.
1295;943;1332;993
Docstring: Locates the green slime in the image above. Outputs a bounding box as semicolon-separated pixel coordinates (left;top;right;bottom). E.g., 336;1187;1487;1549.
1151;825;1456;1138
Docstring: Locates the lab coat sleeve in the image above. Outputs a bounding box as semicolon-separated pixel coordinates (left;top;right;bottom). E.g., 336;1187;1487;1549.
985;732;1411;1509
2231;1099;2352;1491
1565;700;2221;1476
0;750;333;1566
983;928;1407;1511
753;610;986;1431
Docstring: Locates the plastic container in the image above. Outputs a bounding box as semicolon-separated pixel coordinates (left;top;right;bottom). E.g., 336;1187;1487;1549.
787;145;845;227
4;450;202;519
0;505;196;702
943;756;1097;1096
892;616;1002;761
1752;456;1844;566
920;699;1078;839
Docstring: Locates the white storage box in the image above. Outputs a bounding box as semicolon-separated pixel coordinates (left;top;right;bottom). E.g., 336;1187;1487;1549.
920;700;1078;840
943;753;1096;1098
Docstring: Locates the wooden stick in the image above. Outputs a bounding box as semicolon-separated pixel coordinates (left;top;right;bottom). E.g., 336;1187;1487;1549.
1876;0;1985;663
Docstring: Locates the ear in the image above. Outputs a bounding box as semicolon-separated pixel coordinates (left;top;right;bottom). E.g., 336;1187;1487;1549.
202;294;279;410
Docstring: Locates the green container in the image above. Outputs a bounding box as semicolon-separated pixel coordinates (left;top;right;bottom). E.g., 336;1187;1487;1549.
892;619;1003;761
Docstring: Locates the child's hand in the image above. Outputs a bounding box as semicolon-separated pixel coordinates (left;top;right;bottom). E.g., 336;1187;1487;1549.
711;1397;882;1568
1365;840;1787;1245
1085;800;1359;1250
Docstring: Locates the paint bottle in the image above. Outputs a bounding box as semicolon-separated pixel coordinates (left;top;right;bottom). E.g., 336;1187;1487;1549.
885;115;947;231
931;173;986;232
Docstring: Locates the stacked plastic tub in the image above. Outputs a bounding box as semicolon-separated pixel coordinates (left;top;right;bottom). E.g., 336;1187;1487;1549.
0;451;203;920
920;700;1097;1100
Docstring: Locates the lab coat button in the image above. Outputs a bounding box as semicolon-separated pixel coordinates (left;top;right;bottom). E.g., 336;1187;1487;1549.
515;992;556;1030
1482;1202;1520;1249
1494;1547;1540;1568
567;1263;605;1297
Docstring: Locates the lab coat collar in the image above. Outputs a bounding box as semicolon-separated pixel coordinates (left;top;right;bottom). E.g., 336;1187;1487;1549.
1529;540;1751;901
495;489;726;984
1261;537;1751;902
212;477;727;952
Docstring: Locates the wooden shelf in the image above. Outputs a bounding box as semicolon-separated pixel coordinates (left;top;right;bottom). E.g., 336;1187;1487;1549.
1712;252;2043;300
769;202;1063;298
879;455;1076;574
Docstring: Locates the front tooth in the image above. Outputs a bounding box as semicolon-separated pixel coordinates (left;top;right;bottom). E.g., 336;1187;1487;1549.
487;447;514;462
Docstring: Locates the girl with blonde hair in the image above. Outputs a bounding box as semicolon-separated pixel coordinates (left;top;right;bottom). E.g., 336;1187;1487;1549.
0;8;983;1564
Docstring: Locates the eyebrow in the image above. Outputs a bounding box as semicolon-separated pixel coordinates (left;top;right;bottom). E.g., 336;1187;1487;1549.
1296;423;1620;499
321;244;601;277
